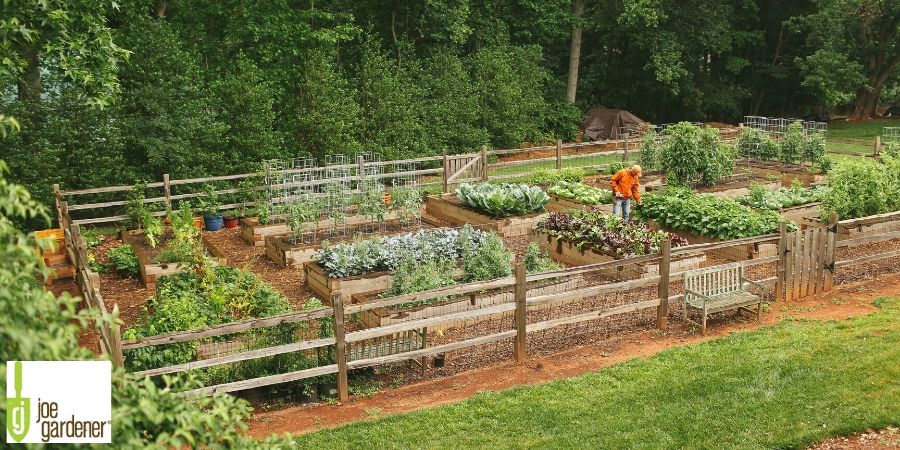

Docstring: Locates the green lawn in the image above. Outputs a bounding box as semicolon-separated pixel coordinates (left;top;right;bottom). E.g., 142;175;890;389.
827;118;900;141
293;298;900;450
488;153;630;178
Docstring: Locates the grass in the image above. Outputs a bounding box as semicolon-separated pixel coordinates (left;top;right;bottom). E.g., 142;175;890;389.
488;153;629;178
827;118;900;141
293;298;900;449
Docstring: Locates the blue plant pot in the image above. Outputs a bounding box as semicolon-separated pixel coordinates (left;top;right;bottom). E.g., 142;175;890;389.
204;214;224;231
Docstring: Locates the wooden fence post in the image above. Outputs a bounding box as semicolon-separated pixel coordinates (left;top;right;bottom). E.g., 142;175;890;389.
656;239;671;330
824;212;837;291
52;184;64;228
110;323;124;368
514;262;527;362
442;149;449;194
874;136;881;156
775;221;786;303
332;292;349;402
623;134;629;162
481;145;489;181
555;139;562;169
162;174;172;213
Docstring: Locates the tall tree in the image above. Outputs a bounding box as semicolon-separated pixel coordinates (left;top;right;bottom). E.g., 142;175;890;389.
798;0;899;119
0;0;127;108
566;0;585;103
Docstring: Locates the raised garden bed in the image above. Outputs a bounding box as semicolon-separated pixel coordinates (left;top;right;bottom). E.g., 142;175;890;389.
530;230;706;278
241;210;405;246
304;261;393;301
643;220;775;261
777;202;822;224
737;159;825;187
122;229;227;290
693;177;781;199
351;276;581;331
265;219;427;268
545;194;614;214
424;194;546;237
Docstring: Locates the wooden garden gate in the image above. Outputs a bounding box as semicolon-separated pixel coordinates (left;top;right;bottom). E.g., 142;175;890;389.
776;219;837;302
443;150;487;192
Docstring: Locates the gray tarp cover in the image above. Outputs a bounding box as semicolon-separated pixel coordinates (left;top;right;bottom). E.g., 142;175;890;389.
580;108;645;140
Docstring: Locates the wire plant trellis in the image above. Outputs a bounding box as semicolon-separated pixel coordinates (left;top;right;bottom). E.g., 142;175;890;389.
742;115;827;138
883;127;900;144
261;153;427;245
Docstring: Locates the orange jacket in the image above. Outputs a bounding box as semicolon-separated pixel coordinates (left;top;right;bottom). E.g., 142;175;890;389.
610;169;641;202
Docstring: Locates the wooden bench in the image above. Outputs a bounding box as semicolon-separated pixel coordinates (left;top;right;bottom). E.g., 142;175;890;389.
683;262;765;334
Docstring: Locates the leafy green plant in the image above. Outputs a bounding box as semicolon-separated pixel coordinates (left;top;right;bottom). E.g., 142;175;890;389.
142;212;163;249
779;122;804;165
607;161;625;175
538;209;687;257
803;132;828;166
637;189;796;240
125;182;150;229
155;202;202;264
455;183;549;218
357;187;388;223
820;158;895;220
462;233;512;282
123;266;296;379
317;226;490;278
547;181;612;204
381;257;456;307
285;198;321;238
638;130;661;171
236;176;262;218
737;181;829;210
197;184;222;218
82;227;105;248
524;242;560;273
107;244;139;276
390;185;422;224
527;167;585;185
255;202;271;224
661;122;733;186
697;128;733;185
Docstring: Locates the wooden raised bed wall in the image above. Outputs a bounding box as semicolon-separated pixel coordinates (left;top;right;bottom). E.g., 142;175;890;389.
304;261;393;301
424;194;546;237
123;230;227;290
530;231;706;278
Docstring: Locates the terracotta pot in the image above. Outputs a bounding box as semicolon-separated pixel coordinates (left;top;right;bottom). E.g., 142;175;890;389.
224;217;240;229
383;192;392;206
192;217;203;229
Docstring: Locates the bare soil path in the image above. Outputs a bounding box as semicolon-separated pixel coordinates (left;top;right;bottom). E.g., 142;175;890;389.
247;272;900;438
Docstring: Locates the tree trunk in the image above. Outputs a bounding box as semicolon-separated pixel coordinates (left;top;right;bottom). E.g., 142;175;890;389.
849;60;896;120
155;1;167;19
16;43;41;103
566;0;585;104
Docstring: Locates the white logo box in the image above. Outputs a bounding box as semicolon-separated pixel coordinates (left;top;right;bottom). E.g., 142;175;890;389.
7;361;111;444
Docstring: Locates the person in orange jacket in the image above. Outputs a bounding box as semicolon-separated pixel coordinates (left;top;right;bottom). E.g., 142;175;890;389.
610;164;642;221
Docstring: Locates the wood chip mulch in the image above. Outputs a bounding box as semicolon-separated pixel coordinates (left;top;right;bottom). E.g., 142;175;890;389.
809;427;899;450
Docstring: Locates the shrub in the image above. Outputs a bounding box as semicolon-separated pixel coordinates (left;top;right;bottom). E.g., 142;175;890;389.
455;183;549;218
107;244;139;276
697;128;733;185
821;158;894;220
736;127;778;161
